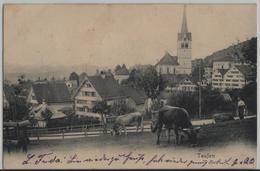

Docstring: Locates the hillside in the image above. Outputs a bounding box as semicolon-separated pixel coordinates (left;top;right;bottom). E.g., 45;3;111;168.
203;37;256;66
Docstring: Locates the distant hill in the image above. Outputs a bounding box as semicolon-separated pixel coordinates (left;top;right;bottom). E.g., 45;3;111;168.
203;38;255;66
4;63;110;84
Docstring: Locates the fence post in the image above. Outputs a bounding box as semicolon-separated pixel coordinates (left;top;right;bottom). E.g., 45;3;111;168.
37;129;40;143
62;130;64;140
85;125;87;137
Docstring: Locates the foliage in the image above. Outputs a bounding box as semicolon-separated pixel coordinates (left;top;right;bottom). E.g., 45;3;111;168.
167;91;199;118
191;65;205;83
115;65;122;72
4;97;29;121
240;82;257;115
123;66;165;99
167;87;235;119
69;72;79;85
92;101;110;114
110;99;136;116
241;37;257;66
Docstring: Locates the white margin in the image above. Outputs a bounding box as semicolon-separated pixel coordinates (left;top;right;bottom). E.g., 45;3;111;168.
0;0;259;169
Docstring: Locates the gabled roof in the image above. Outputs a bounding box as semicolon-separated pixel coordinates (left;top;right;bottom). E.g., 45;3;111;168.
32;81;73;104
121;85;147;105
74;75;126;101
235;65;254;79
156;51;179;66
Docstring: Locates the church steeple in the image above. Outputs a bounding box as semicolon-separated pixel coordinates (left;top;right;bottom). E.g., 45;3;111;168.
181;5;188;33
177;5;192;74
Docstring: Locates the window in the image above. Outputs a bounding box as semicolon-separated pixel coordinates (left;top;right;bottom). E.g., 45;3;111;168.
76;100;88;104
91;92;96;97
76;107;85;112
232;84;239;86
226;79;231;82
185;43;188;48
86;83;91;88
181;43;184;48
231;71;239;74
232;79;239;82
226;75;233;78
167;67;170;74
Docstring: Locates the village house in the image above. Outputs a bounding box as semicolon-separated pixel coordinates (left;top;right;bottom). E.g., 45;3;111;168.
212;64;253;90
176;76;198;92
73;71;127;117
120;85;147;112
26;80;73;111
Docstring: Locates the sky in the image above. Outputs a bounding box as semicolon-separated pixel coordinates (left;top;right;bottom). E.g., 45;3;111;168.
4;4;257;68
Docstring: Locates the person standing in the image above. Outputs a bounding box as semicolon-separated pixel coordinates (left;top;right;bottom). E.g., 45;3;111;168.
237;97;246;120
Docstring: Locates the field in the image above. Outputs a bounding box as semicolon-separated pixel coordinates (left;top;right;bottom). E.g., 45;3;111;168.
3;117;257;169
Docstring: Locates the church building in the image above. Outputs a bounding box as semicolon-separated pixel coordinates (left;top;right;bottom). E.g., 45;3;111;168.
156;5;192;75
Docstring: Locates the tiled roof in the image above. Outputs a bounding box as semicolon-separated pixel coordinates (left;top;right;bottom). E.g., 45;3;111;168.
32;81;73;104
121;85;147;105
156;51;179;66
87;75;126;100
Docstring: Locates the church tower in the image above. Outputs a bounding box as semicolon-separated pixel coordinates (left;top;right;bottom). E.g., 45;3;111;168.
177;5;192;74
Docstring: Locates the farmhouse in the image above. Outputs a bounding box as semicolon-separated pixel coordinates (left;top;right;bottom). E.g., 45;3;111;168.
26;80;73;111
176;76;198;92
73;71;127;117
120;85;147;112
212;64;253;90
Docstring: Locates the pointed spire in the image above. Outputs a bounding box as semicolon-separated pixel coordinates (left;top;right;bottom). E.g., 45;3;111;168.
181;5;188;33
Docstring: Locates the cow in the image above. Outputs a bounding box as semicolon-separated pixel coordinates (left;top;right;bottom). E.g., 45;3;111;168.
151;105;200;145
111;112;144;136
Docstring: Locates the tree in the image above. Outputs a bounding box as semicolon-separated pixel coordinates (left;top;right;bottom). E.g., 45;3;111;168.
242;37;257;66
69;72;79;85
168;91;199;118
92;101;110;114
110;99;136;116
240;82;257;115
142;66;161;99
115;65;122;72
191;65;205;83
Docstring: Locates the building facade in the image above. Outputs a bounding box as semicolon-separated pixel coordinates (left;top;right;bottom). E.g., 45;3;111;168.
73;72;127;117
212;64;252;90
